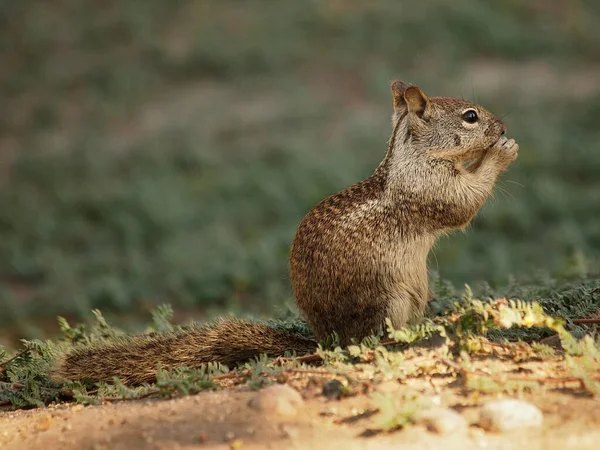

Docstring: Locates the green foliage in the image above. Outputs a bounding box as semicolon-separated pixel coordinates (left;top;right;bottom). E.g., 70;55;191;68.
464;372;542;396
57;310;126;346
430;278;600;343
241;354;280;391
155;363;227;397
371;391;430;431
0;339;63;408
96;379;152;402
530;342;557;357
386;318;446;345
565;337;600;396
1;281;599;411
150;304;175;333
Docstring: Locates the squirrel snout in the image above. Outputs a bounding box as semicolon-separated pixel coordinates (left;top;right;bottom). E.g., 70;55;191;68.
485;121;507;138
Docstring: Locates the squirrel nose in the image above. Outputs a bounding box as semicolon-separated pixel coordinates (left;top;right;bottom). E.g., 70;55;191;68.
499;123;507;135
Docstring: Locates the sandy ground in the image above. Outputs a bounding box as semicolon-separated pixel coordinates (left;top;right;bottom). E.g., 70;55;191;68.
2;361;600;450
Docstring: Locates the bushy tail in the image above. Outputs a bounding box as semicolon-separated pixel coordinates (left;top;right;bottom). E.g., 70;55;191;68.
51;319;317;385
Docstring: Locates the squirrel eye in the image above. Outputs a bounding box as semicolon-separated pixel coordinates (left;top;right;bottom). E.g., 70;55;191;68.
462;109;478;124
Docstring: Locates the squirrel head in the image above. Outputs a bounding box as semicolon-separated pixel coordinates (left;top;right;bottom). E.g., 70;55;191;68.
390;80;507;161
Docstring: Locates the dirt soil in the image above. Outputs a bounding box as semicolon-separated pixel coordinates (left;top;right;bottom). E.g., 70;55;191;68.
2;356;600;450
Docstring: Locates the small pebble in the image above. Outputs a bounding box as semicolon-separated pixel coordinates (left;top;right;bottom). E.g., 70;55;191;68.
225;431;236;441
248;384;304;418
321;379;346;400
36;413;53;432
414;408;468;435
479;399;543;432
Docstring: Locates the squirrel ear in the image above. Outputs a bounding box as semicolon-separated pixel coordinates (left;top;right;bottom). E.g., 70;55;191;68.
390;80;411;110
403;86;430;120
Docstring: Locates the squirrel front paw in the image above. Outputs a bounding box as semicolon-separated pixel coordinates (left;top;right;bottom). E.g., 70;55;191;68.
489;136;519;168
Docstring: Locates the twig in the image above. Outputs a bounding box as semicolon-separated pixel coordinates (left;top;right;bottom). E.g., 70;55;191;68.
571;318;600;324
213;370;250;381
0;381;25;390
274;353;321;365
294;353;323;363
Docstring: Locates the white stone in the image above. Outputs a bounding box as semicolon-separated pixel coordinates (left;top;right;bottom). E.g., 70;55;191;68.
248;384;304;418
479;399;543;432
414;408;468;434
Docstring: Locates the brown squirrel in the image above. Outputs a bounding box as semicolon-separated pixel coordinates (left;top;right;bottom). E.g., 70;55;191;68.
51;80;518;385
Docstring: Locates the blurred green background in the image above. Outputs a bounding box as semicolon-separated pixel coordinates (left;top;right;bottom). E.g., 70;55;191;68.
1;0;600;344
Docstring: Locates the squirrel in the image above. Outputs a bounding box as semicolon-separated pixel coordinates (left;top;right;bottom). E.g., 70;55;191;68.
51;80;518;385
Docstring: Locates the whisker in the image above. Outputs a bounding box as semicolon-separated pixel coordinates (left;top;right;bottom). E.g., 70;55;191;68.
496;184;516;201
430;247;440;274
503;179;524;188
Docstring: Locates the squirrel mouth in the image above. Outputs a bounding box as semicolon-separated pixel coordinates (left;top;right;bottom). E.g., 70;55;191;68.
459;139;500;170
461;135;508;169
459;147;486;169
462;157;481;170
